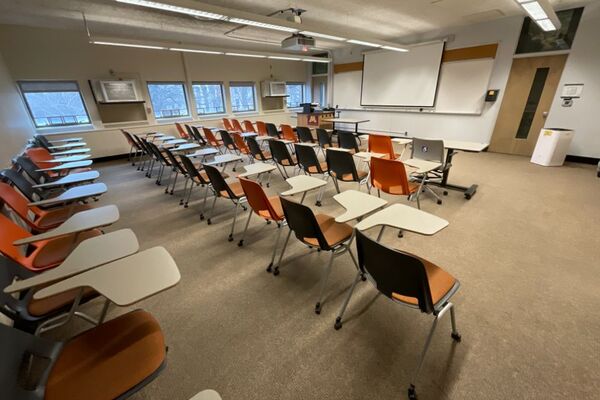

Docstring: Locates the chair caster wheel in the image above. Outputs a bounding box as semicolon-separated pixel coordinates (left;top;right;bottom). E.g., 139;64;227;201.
334;317;342;330
273;267;280;276
314;303;321;315
200;214;204;220
179;200;184;205
242;206;247;211
266;220;272;225
266;263;273;273
228;235;233;242
397;231;403;238
408;385;418;400
437;199;442;205
361;274;367;281
207;219;212;225
184;204;189;208
317;248;321;252
465;194;472;200
443;191;448;196
170;191;174;195
238;240;243;247
315;201;322;207
164;189;169;194
451;332;462;342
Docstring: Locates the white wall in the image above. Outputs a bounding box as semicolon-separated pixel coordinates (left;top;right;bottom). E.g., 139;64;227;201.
0;24;310;159
0;50;35;166
546;3;600;158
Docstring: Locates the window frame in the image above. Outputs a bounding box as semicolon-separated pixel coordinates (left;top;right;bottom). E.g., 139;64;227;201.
191;81;227;116
285;82;305;109
146;81;190;120
229;81;257;114
17;80;92;129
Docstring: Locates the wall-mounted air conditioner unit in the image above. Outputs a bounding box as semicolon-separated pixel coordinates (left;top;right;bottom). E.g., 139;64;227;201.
261;81;287;97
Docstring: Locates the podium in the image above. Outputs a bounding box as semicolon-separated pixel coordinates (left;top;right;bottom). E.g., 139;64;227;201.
296;111;334;129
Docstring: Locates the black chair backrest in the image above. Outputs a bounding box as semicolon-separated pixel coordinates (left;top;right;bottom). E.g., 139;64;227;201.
326;149;359;181
317;128;332;148
279;196;330;250
219;130;236;150
265;123;280;138
246;137;266;161
33;135;52;151
124;131;142;151
190;126;207;145
355;230;435;314
203;164;238;198
13;156;49;184
294;144;323;174
134;136;151;155
0;169;45;202
184;124;194;140
337;131;359;153
0;321;63;400
145;141;171;166
296;127;314;143
179;155;207;184
162;148;186;175
269;140;295;166
0;255;36;325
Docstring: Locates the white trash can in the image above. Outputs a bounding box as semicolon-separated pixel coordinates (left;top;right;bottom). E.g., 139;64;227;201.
530;128;575;167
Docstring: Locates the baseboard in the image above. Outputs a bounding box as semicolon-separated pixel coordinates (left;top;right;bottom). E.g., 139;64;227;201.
565;155;599;165
93;154;129;163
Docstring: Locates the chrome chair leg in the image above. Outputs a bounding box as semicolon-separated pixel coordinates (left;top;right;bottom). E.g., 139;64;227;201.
206;195;218;225
180;177;190;205
272;228;293;276
315;251;336;315
238;208;253;246
228;200;242;242
267;223;283;273
199;185;211;220
334;270;363;330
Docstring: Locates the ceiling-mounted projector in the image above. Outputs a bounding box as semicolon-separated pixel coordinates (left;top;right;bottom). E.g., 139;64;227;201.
282;34;315;52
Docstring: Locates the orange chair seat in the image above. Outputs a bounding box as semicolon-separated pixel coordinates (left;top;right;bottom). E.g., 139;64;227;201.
45;310;165;400
30;229;102;271
374;181;420;196
392;257;457;306
280;158;297;166
257;196;284;221
307;162;329;174
303;214;352;248
254;152;272;161
220;181;245;199
331;170;368;182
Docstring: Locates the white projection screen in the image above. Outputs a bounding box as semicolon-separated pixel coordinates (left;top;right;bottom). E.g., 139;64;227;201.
361;42;445;107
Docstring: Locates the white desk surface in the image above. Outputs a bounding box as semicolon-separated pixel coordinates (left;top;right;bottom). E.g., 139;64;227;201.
392;138;412;145
322;118;370;124
442;140;489;152
189;148;219;158
255;136;274;141
354;151;385;162
28;182;107;208
153;135;176;141
281;175;327;196
355;203;449;235
238;162;276;177
37;160;93;172
145;132;164;137
204;154;243;165
189;390;222;400
296;142;319;147
32;171;100;188
279;139;295;145
48;142;86;149
33;246;181;306
403;158;441;174
48;137;83;143
5;229;139;294
47;155;91;163
162;138;187;145
333;190;388;223
172;143;201;152
51;148;90;156
241;132;258;138
14;204;118;245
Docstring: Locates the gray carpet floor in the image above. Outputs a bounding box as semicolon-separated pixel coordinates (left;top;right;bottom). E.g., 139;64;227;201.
54;151;600;399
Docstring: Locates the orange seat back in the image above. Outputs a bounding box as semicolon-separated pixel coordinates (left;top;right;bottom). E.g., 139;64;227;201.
255;121;267;136
0;212;31;263
203;128;220;147
0;182;42;225
222;118;235;132
175;122;188;139
370;157;412;196
239;177;282;221
232;133;250;155
368;134;396;159
242;120;255;133
280;125;296;142
25;148;54;169
231;119;244;132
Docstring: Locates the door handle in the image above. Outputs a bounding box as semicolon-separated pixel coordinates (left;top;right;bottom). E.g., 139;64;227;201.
542;111;548;118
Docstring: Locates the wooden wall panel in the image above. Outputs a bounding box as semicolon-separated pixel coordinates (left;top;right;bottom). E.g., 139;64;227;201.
333;62;364;74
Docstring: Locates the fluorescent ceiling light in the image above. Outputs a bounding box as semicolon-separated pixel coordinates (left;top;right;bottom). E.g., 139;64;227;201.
116;0;227;20
521;1;548;20
536;18;557;31
225;52;267;58
92;41;166;50
382;45;409;52
228;18;298;32
169;47;223;54
302;58;331;63
268;56;301;61
347;39;381;48
300;31;346;41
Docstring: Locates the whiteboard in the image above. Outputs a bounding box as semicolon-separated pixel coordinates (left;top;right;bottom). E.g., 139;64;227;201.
435;58;494;114
361;42;445;107
333;55;495;115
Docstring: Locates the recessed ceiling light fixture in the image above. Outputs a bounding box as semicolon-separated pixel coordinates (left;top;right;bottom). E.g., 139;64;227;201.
268;56;301;61
225;52;267;58
228;18;298;32
116;0;227;20
91;40;167;50
346;39;382;48
514;0;561;31
300;31;346;41
381;45;409;52
169;48;223;54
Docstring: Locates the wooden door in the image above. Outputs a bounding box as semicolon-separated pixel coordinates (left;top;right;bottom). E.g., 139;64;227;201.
489;55;567;155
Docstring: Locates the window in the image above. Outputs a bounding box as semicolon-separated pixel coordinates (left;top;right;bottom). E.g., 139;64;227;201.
229;82;256;113
192;82;225;115
147;82;189;119
18;81;91;128
286;83;305;108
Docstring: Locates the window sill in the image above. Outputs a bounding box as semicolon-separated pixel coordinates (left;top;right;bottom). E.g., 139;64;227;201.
232;111;259;116
154;116;193;123
35;124;95;135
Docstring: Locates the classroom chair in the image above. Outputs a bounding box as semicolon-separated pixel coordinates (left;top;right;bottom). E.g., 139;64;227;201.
237;177;286;271
411;138;451;205
1;169;53;203
175;122;190;139
368;134;398;159
370;157;420;208
296;126;315;143
326;148;368;193
242;120;256;133
294;143;329;206
335;230;461;400
203;128;224;151
337;130;360;154
232;132;254;163
203;164;247;241
247;137;273;164
178;154;213;214
120;130;141;165
144;141;174;185
222;118;235;132
25;148;91;176
276;197;358;314
255;121;268;136
280;124;297;143
269;139;298;179
162;147;192;197
32;135;85;154
317;128;336;154
231;118;244;133
219;130;238;154
190;126;208;146
265;123;280;138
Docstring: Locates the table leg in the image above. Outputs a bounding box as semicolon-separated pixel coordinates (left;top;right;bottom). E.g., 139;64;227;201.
428;148;478;200
300;192;307;204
